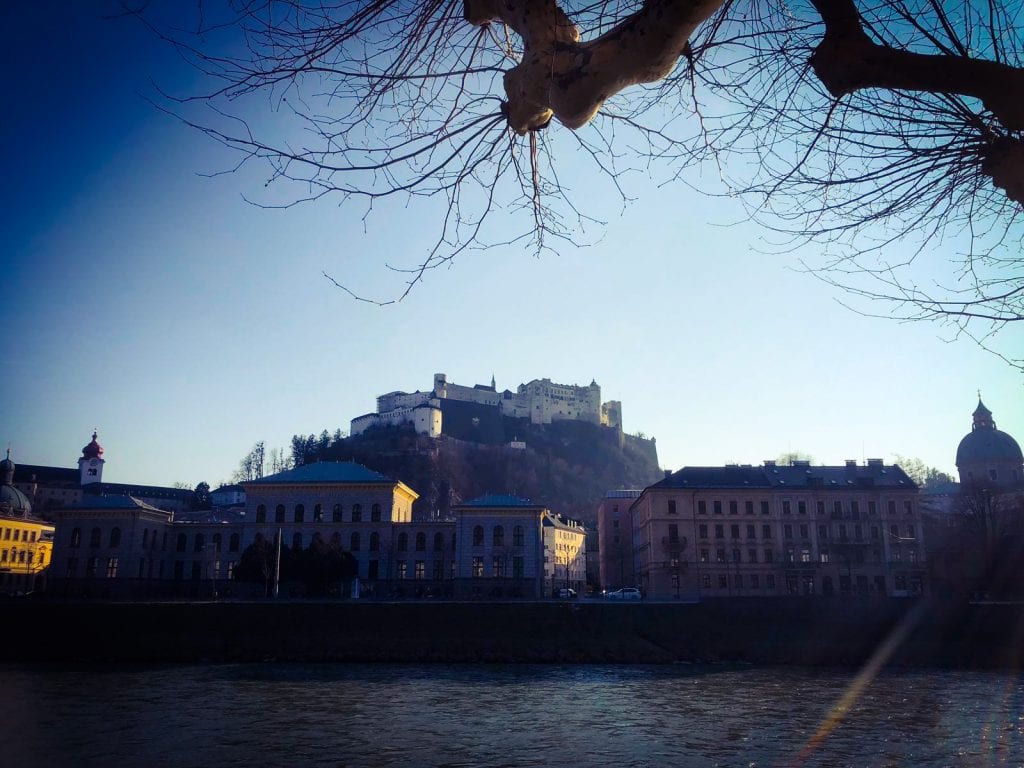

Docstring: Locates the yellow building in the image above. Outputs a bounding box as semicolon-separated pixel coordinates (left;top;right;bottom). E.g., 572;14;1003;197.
1;452;55;595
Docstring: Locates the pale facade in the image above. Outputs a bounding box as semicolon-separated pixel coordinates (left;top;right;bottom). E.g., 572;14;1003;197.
596;489;642;591
542;512;587;594
0;453;55;595
626;460;925;600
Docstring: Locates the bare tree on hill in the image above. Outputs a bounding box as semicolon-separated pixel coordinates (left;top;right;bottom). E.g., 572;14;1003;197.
142;0;1022;367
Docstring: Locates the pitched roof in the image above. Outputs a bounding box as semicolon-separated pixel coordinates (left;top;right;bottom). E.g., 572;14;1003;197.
457;493;542;508
71;495;167;512
13;464;79;485
243;461;394;485
652;463;916;490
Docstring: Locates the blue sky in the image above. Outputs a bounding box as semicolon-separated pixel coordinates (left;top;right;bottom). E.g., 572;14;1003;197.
1;2;1020;488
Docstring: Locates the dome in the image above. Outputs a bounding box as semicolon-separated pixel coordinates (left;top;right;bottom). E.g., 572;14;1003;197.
82;430;104;459
0;483;32;517
955;398;1023;467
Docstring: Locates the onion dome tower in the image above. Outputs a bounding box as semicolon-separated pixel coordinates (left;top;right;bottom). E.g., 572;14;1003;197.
78;430;105;485
955;399;1023;486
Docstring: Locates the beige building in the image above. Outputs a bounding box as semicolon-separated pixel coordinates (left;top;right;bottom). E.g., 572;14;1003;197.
607;460;925;600
542;511;587;595
0;453;55;595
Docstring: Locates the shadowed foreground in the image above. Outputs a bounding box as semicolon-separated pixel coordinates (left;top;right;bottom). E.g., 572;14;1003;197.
4;598;1022;667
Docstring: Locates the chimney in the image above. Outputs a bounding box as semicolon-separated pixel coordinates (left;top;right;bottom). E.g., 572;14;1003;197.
764;460;776;468
845;459;857;468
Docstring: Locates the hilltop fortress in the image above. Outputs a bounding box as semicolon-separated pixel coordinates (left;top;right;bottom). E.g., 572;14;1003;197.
351;373;623;439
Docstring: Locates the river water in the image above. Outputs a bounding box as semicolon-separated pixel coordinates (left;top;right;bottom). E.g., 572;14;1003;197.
2;664;1021;767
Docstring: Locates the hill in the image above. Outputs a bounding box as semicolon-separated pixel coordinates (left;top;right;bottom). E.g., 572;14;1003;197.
318;419;661;525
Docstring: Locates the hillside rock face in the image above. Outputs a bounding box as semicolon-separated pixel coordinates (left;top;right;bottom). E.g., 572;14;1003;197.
322;419;660;525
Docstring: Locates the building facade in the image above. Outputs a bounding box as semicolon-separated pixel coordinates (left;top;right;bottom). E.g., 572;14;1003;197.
596;489;642;591
616;460;924;600
0;453;55;595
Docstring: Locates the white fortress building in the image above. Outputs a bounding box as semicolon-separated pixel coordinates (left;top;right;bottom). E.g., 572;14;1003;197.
351;373;623;438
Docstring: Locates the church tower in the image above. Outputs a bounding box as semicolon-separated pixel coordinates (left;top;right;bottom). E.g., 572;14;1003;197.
78;430;105;485
955;399;1023;486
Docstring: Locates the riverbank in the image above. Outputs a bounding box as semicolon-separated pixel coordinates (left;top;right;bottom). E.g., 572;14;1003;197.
3;598;1021;667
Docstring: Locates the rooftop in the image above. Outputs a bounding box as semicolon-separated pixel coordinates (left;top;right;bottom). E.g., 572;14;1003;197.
244;461;395;485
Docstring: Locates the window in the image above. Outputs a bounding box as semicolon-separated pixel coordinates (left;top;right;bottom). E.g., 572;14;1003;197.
730;524;740;540
890;524;899;539
699;524;708;539
745;501;754;515
698;500;707;515
734;574;743;588
433;532;444;551
513;556;524;578
766;574;776;589
333;504;342;522
801;548;811;563
513;526;524;547
903;500;913;515
729;500;738;515
350;532;361;551
473;526;484;546
369;532;380;551
760;501;770;515
87;557;98;577
368;560;379;579
70;527;81;548
398;533;408;551
331;532;341;547
748;548;758;563
256;504;267;523
838;524;848;541
786;548;796;563
292;532;302;550
493;557;505;577
701;574;711;588
109;527;122;548
397;561;407;579
351;504;362;523
817;501;825;516
433;560;445;580
819;524;828;540
294;504;305;523
314;504;323;523
415;532;426;551
371;503;382;522
212;533;222;553
871;526;880;540
700;549;709;563
888;500;896;516
274;504;285;523
833;501;843;517
907;524;916;539
472;556;484;577
229;533;240;552
732;548;741;563
868;501;877;517
714;524;724;539
713;501;722;515
908;548;917;562
718;574;728;589
194;533;205;553
751;574;760;589
716;548;726;563
762;524;772;539
854;524;863;541
668;524;679;543
106;557;118;578
799;524;809;539
782;501;792;515
90;528;101;548
415;560;426;579
668;500;677;515
493;526;505;547
850;501;860;519
176;533;187;552
784;524;793;540
66;557;78;578
798;500;807;515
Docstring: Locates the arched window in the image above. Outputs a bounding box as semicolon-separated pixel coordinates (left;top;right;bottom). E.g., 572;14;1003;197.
351;504;362;523
331;532;341;547
398;532;408;551
212;533;222;553
142;529;149;549
350;532;361;551
493;526;504;547
176;533;187;552
473;526;484;546
70;527;81;548
371;503;382;522
256;504;267;523
90;527;101;548
292;532;303;550
194;533;205;553
294;504;305;523
275;504;286;523
415;532;426;551
513;526;524;547
314;503;323;522
370;532;380;551
109;527;122;548
229;533;240;552
333;504;343;522
433;532;444;552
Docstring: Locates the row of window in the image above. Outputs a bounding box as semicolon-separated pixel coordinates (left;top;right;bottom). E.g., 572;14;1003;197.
69;527;244;554
471;525;525;547
698;546;919;565
470;555;526;578
682;498;914;517
0;548;39;565
696;522;917;542
254;502;384;524
695;572;920;594
1;527;39;542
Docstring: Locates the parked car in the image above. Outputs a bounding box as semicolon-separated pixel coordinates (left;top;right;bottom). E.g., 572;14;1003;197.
604;587;642;601
557;587;577;599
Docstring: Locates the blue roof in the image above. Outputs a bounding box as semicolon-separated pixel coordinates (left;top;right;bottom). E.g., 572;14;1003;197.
653;464;916;490
74;495;166;512
457;494;541;508
243;461;394;486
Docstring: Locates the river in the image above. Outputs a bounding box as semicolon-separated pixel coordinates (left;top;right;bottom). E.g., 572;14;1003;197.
2;664;1021;767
